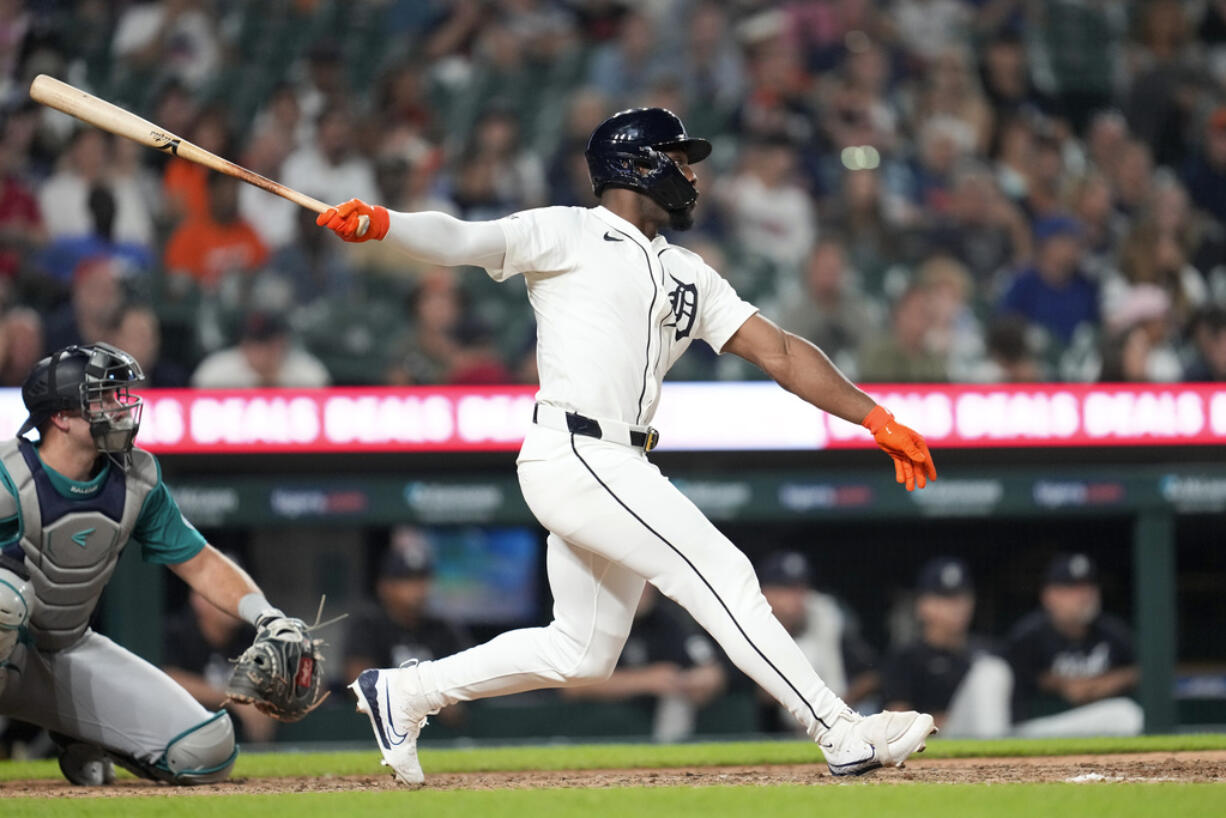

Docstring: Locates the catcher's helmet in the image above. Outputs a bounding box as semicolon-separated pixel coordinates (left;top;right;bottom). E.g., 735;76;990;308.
18;342;145;456
585;107;711;212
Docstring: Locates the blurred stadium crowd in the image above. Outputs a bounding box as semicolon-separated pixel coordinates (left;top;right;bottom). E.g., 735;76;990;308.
2;0;1226;388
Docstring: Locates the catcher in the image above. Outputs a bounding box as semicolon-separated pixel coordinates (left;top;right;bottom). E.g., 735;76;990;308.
0;343;326;786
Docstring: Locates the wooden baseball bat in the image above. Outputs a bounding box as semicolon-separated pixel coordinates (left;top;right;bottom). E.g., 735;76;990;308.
28;74;369;237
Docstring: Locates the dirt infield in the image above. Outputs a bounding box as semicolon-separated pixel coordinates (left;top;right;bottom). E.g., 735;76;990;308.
3;750;1225;796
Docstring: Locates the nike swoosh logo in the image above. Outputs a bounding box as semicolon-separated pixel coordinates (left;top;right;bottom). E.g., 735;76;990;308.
71;528;95;547
603;231;623;242
358;670;406;749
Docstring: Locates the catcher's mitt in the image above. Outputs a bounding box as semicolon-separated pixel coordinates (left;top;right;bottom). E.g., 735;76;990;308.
225;615;329;723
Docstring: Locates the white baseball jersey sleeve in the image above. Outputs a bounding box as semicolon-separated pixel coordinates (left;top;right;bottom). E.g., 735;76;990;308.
490;206;758;425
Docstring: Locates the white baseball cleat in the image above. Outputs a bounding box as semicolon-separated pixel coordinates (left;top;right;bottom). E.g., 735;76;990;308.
350;664;436;786
819;708;937;776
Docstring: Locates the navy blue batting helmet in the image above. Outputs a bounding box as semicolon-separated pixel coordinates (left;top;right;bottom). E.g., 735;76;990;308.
585;108;711;213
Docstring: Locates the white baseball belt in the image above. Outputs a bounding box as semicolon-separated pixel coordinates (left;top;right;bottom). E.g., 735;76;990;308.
532;403;660;452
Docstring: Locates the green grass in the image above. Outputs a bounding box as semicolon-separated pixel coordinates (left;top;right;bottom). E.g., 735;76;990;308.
2;733;1223;781
4;784;1226;818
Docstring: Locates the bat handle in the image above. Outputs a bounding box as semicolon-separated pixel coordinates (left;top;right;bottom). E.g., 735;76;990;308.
355;214;370;238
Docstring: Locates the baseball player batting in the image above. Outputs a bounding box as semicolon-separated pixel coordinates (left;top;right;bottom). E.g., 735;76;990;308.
0;343;324;786
317;107;939;785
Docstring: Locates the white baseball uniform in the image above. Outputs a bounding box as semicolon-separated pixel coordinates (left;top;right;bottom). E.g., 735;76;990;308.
382;204;848;737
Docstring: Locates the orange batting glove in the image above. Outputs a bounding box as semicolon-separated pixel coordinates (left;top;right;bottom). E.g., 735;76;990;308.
315;198;389;242
861;405;937;492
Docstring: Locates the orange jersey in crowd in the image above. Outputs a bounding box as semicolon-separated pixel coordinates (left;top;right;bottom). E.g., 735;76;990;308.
164;217;268;286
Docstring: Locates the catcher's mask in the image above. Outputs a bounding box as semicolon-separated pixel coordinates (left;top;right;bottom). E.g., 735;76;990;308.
585;107;711;216
18;342;145;463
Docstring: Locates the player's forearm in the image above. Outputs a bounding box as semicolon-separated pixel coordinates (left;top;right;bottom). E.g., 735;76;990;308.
169;545;262;619
767;331;877;424
384;209;507;269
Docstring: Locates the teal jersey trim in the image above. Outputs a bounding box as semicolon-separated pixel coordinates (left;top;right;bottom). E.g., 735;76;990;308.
0;461;22;548
37;450;111;499
133;455;206;565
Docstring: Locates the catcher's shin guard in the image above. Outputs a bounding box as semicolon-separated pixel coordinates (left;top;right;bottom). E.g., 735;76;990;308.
142;711;237;784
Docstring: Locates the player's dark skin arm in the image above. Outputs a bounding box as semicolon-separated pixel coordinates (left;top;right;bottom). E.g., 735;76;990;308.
723;315;878;425
169;545;262;619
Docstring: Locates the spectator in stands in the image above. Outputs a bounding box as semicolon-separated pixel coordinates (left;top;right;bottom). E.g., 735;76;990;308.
858;284;949;383
883;557;1012;738
911;116;977;215
236;120;298;253
777;237;881;372
977;315;1045;382
164;173;268;292
108;301;189;388
913;46;994;156
1098;285;1182;383
978;31;1040;120
1184;307;1226;381
111;0;221;93
0;104;43;283
675;1;745;134
385;268;467;385
1067;172;1121;272
37;129;153;250
1183;107;1226;227
923;161;1031;286
920;255;986;381
1006;553;1143;737
546;88;609;208
43;256;124;352
191;309;330;389
752;551;879;730
822;169;907;284
344;527;471;726
281;105;378;243
561;585;726;743
36;184;154;284
0;306;43;387
447;315;512;386
270;206;356;305
718;133;816;276
1112;140;1155;220
998;216;1099;347
587;10;674;107
466;104;546;211
163;105;234;225
162;583;277;744
1026;0;1127;132
344;526;471;678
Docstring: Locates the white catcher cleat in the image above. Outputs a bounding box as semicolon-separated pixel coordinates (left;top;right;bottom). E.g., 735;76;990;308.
819;709;937;776
350;664;436;786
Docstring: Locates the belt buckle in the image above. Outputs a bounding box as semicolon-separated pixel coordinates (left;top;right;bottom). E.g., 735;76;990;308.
644;427;659;452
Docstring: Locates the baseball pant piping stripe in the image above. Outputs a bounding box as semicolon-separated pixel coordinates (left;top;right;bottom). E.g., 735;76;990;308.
606;225;656;425
567;434;828;730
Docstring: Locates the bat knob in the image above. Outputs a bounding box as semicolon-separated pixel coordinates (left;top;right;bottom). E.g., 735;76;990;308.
355;214;370;238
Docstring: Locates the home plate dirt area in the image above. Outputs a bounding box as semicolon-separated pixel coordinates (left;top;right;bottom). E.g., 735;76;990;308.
2;751;1224;796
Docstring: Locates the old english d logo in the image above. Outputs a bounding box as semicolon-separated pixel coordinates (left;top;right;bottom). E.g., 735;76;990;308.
666;276;698;340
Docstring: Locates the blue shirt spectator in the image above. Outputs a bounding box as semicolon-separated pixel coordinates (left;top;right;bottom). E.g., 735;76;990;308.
999;216;1098;345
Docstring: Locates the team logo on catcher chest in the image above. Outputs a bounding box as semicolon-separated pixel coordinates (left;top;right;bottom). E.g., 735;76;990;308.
666;276;697;340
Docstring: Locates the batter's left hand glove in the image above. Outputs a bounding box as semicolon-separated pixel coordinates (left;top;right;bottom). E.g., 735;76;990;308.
316;198;389;242
861;405;937;492
225;615;329;723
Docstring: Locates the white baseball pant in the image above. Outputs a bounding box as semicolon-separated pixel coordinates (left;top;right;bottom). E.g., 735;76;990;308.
415;425;845;737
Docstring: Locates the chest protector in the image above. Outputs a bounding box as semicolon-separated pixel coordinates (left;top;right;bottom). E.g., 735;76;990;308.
0;439;158;652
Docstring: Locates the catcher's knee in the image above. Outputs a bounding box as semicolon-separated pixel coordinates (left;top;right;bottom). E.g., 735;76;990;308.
159;711;237;784
0;560;32;695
